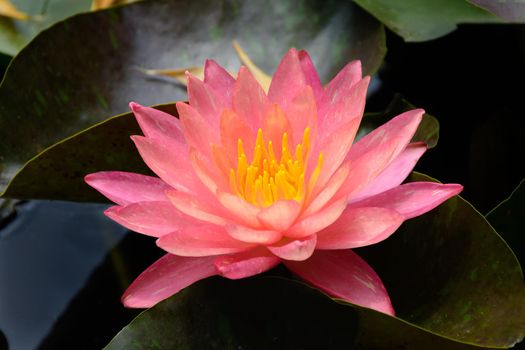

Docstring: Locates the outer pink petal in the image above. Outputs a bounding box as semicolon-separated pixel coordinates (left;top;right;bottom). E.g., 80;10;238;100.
257;200;301;232
347;109;424;161
298;50;323;100
131;135;204;194
318;76;369;138
122;254;217;308
233;66;270;130
157;225;255;257
349;143;427;204
284;250;395;316
129;102;185;145
268;235;317;261
214;248;281;279
204;59;235;102
225;225;283;244
349;182;463;219
285;85;318;146
176;101;219;159
268;48;307;108
316;207;403;249
187;72;227;128
104;201;195;238
84;171;171;206
167;190;228;226
286;199;347;239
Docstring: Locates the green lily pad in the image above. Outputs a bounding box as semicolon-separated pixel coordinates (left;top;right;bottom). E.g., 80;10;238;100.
104;172;525;349
0;0;386;198
353;0;502;42
486;179;525;269
467;0;525;22
104;277;487;350
0;0;93;56
359;95;439;148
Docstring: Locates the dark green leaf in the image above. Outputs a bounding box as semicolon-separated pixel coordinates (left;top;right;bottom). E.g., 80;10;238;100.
353;0;502;42
357;172;525;348
0;0;92;56
105;172;525;349
0;0;386;199
467;0;525;22
104;277;490;350
486;179;525;269
359;95;440;148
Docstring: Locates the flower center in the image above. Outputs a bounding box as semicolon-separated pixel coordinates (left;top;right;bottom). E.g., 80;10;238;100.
229;127;323;207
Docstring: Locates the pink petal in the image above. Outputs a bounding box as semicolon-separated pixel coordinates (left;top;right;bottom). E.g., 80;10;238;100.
157;225;255;257
268;48;307;108
318;76;369;137
268;235;317;261
257;200;301;232
131;135;204;194
298;50;323;100
214;248;281;279
347;109;424;161
216;191;262;228
349;143;427;203
186;72;226;128
284;250;395;316
286;199;347;239
219;108;255;164
129;102;185;145
122;254;217;308
303;162;350;217
284;85;318;146
318;61;362;128
233;66;270;130
316;207;403;249
104;201;195;238
84;171;171;206
262;104;293;157
225;224;283;244
349;182;463;219
336;138;404;201
204;59;235;102
176;101;219;159
167;189;228;226
189;148;228;194
310;116;361;193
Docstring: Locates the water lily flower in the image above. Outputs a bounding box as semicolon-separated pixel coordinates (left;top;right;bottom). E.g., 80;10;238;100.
85;49;462;316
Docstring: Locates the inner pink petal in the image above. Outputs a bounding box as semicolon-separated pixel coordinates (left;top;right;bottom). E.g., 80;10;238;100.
157;225;255;257
233;66;270;131
268;234;317;261
204;59;235;103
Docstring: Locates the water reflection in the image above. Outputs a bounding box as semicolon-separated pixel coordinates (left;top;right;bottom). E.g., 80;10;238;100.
0;200;126;350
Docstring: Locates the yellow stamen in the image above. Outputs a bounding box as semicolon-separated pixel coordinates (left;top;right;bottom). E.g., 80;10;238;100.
228;127;322;207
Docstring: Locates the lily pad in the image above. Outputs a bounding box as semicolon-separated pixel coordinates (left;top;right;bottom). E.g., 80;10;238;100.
467;0;525;22
0;0;386;197
486;179;525;269
0;0;92;56
104;277;486;350
104;172;525;349
353;0;502;42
